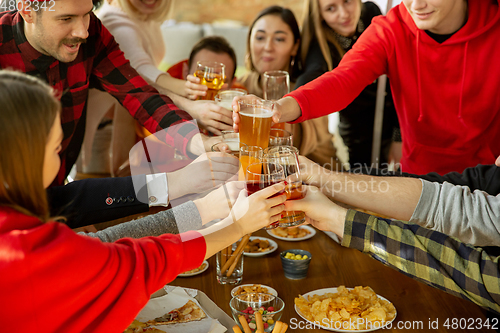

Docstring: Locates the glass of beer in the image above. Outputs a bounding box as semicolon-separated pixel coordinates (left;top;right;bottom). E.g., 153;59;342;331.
263;70;289;130
215;89;247;111
263;146;305;227
194;61;225;100
245;161;285;229
238;99;274;149
269;128;293;147
239;145;263;181
211;141;247;158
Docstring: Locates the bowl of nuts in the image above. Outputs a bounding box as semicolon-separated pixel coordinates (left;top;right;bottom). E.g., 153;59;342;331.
229;293;285;332
280;249;312;280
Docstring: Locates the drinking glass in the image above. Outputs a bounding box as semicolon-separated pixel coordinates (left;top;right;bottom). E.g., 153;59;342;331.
245;161;285;229
215;89;247;111
216;242;244;285
263;146;306;227
238;99;274;149
211;141;247;158
263;70;289;130
194;61;225;100
239;145;263;181
269;128;293;147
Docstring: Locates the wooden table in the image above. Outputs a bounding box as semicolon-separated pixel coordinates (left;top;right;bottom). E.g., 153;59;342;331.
171;228;495;332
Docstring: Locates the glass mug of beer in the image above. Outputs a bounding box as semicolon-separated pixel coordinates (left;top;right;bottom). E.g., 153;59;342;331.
263;70;289;130
238;99;274;149
194;61;225;100
263;146;306;227
245;161;286;229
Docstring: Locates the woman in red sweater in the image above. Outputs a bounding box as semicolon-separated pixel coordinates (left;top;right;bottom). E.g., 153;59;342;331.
0;71;286;332
234;0;500;175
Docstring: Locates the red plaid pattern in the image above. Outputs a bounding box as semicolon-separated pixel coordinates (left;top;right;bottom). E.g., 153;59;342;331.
0;11;197;186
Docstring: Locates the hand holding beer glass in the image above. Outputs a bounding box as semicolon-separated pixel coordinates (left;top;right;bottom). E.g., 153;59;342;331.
263;71;290;130
263;146;306;227
194;61;225;100
238;99;274;149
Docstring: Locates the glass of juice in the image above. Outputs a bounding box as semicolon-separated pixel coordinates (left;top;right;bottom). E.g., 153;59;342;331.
239;145;263;181
245;161;285;229
194;61;225;100
263;146;305;227
238;99;274;149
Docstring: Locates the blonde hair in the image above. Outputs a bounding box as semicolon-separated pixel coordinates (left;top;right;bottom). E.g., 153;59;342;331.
0;71;61;222
115;0;173;22
301;0;354;71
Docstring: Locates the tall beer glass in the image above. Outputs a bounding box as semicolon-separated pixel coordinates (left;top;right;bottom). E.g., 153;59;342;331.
264;146;305;227
263;70;289;130
245;161;285;229
238;99;274;149
194;61;225;100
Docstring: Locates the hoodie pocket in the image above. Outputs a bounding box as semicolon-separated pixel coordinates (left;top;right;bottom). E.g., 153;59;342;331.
403;142;495;175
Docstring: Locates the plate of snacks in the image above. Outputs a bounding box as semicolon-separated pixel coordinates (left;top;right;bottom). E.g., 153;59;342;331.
244;237;278;257
231;284;278;298
178;260;209;277
294;286;397;332
267;225;316;241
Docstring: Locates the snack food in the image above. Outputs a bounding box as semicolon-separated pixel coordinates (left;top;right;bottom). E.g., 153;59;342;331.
271;227;310;239
146;300;206;326
283;252;308;260
181;262;207;275
295;286;396;330
233;284;270;296
123;320;165;333
245;238;271;253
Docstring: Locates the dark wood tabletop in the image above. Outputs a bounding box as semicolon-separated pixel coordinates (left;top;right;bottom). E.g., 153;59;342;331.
170;228;495;333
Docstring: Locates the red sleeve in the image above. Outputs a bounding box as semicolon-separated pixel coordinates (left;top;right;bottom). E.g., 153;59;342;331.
286;16;394;123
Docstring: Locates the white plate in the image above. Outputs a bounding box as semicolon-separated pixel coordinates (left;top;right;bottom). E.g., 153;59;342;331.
294;287;397;332
231;284;278;298
244;237;278;257
178;260;209;277
266;225;316;241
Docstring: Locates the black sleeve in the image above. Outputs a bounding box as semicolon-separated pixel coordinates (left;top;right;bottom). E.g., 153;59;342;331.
47;175;150;228
354;164;500;196
294;40;330;90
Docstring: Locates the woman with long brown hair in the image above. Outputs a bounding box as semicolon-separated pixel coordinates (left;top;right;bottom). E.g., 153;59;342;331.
238;6;342;170
298;0;400;169
0;70;286;332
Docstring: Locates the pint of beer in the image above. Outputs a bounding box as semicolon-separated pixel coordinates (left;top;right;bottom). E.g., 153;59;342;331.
194;61;225;100
238;99;274;149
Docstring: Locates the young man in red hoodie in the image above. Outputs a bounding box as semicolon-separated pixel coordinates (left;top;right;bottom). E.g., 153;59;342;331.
235;0;500;175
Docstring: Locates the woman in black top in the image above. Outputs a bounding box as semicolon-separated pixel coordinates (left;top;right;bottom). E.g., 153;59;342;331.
297;0;401;170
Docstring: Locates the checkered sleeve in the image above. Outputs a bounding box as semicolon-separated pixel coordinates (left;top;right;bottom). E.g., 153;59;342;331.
342;209;500;314
89;15;198;155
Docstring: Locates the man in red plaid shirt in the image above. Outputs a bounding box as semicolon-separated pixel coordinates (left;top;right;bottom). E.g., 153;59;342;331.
0;0;210;187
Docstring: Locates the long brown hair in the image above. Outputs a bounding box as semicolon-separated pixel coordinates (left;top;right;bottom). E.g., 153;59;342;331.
301;0;361;71
0;71;61;222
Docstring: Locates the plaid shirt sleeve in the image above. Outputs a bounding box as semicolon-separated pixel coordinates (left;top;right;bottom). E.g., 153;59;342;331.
89;15;198;155
342;209;500;314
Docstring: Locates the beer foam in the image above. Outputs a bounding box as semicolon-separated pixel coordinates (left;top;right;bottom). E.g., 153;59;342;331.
240;108;273;118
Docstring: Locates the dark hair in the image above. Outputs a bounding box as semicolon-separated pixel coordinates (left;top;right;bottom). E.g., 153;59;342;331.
188;36;238;80
93;0;104;10
245;6;302;80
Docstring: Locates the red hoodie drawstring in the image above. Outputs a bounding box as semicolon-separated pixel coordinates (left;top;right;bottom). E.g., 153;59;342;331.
458;41;469;127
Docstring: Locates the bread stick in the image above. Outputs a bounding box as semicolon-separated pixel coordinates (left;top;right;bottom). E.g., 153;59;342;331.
238;315;252;333
232;325;243;333
280;323;288;333
226;236;250;277
221;234;250;274
271;321;283;333
255;311;264;332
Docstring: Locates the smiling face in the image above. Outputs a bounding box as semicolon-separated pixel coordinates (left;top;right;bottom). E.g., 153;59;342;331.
128;0;161;15
318;0;361;37
21;0;93;63
250;14;299;75
402;0;468;34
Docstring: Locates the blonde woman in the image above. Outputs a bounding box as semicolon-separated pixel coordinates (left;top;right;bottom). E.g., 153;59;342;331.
238;6;342;170
298;0;400;169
